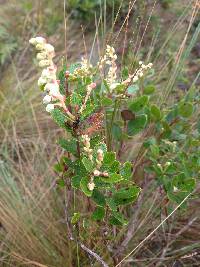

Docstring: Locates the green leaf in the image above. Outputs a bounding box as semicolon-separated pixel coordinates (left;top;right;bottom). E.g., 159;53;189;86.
58;65;66;95
151;105;162;121
180;179;196;192
51;109;67;129
113;186;140;206
115;84;126;93
122;66;129;79
90;135;102;148
108;160;120;173
173;175;196;192
110;211;128;225
103;79;110;93
127;114;147;136
82;157;94;173
80;177;93;197
143;85;155;95
100;173;123;183
58;138;78;156
57;179;65;187
71;212;80;224
106;198;117;211
80;102;96;120
109;216;123;226
103;152;116;166
143;137;156;148
150;144;160;158
167;191;189;205
178;102;193;118
112;124;122;141
128;95;149;112
92;189;106;207
70;92;82;105
71;175;81;189
127;84;139;94
73;159;88;176
92;207;105;221
120;162;132;180
54;163;64;173
101;97;113;106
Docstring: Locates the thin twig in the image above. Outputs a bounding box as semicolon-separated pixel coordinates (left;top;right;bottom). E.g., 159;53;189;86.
79;242;109;267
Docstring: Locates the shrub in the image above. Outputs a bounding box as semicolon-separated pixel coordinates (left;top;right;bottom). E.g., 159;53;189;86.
28;33;200;265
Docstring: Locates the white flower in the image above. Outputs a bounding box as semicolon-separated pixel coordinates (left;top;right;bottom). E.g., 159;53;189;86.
173;186;179;192
35;43;46;51
44;43;54;53
132;76;138;82
38;77;47;86
29;38;37;45
43;95;52;104
41;68;56;82
35;36;46;44
41;69;49;78
88;182;95;191
38;60;52;67
48;84;60;96
93;170;101;176
165;161;171;167
138;72;144;77
37;52;47;61
46;103;54;113
110;82;120;90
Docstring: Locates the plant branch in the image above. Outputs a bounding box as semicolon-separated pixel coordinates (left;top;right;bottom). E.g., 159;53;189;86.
64;188;109;267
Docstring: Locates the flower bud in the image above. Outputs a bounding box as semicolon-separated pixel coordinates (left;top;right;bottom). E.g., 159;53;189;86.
35;36;46;44
44;43;54;53
65;71;70;78
93;170;101;176
44;83;59;94
43;95;52;104
46;103;54;113
88;182;95;191
37;52;47;61
165;161;171;167
38;60;52;67
38;77;47;86
132;76;138;83
29;38;37;45
36;43;45;51
97;149;104;162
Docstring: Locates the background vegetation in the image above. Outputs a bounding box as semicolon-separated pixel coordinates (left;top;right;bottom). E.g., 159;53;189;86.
0;0;200;266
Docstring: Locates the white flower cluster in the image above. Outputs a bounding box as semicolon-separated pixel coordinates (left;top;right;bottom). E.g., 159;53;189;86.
81;135;108;191
132;61;153;83
29;36;75;120
82;134;93;161
122;61;153;86
29;37;55;67
69;57;93;80
98;45;118;91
